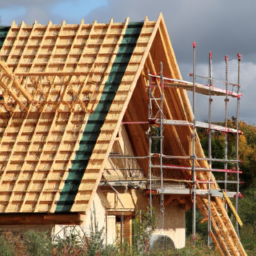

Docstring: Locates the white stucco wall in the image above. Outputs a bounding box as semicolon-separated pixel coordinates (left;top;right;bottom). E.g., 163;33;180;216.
107;215;116;245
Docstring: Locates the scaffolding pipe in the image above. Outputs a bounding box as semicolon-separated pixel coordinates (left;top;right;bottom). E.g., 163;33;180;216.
224;55;229;192
197;157;239;163
160;62;165;230
101;178;243;185
149;93;166;118
208;51;213;247
192;42;197;244
151;164;242;173
122;119;243;135
208;52;213;171
149;73;241;87
148;81;241;98
215;180;243;184
121;212;124;247
109;154;240;163
148;74;153;217
236;53;241;236
188;73;241;87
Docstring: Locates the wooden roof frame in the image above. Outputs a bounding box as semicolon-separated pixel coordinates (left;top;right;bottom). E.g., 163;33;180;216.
0;13;247;256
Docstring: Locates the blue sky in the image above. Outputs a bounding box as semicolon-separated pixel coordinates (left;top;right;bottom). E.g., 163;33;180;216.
0;0;108;25
0;6;26;25
1;0;256;123
51;0;108;23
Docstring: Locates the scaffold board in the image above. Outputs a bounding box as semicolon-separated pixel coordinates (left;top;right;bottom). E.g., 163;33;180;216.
148;74;242;98
153;119;242;134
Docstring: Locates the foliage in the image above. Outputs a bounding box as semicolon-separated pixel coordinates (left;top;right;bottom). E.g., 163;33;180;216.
185;208;208;239
0;207;219;256
23;230;53;256
0;232;16;256
53;226;85;256
197;119;256;255
132;207;157;253
0;231;51;256
86;208;105;256
53;206;105;256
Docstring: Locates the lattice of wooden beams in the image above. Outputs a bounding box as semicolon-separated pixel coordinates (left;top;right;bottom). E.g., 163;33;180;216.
0;17;155;213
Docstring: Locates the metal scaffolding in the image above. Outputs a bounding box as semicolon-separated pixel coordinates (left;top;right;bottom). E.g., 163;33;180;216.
146;43;242;245
107;42;243;248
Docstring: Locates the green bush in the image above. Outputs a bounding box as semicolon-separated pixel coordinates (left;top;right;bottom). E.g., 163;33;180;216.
23;230;53;256
0;233;16;256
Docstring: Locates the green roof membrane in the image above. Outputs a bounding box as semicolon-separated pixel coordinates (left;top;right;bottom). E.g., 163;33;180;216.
56;22;144;212
0;26;10;48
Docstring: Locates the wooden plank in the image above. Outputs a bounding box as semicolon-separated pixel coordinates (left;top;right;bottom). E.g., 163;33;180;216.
0;213;84;225
123;216;132;245
107;210;134;216
215;197;247;256
209;231;226;256
197;197;229;256
223;191;243;227
211;202;237;255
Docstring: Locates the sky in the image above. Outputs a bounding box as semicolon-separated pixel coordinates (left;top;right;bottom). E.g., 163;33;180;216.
1;0;255;124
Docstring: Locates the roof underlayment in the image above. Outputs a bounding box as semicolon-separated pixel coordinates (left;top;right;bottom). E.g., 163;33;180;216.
0;27;10;48
0;14;248;256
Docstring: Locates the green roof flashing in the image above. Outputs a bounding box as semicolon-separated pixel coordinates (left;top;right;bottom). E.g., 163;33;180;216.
0;26;10;48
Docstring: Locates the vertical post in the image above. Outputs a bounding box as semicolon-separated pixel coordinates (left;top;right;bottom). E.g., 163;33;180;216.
208;52;213;169
160;62;165;230
106;212;108;245
192;42;196;245
236;53;241;236
224;56;229;193
148;74;153;217
208;51;213;247
121;212;124;247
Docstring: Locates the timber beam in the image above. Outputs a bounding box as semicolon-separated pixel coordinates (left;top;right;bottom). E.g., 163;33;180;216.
107;210;135;216
0;213;85;225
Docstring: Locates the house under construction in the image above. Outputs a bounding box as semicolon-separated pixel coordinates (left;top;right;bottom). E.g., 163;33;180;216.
0;13;247;255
